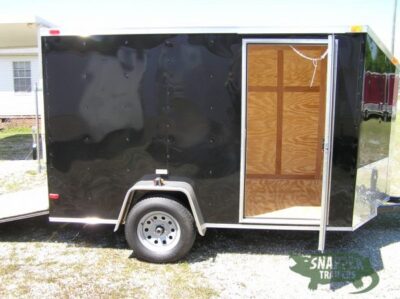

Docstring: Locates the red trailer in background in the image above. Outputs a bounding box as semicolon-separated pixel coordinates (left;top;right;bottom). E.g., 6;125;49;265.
363;71;398;121
387;73;399;117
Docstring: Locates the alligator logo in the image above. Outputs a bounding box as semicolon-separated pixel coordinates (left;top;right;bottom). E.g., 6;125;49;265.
289;253;379;294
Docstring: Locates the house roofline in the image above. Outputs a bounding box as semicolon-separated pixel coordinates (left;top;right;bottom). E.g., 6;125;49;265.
0;15;55;27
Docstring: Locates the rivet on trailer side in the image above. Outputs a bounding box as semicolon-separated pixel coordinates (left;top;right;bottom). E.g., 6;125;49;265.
4;25;396;263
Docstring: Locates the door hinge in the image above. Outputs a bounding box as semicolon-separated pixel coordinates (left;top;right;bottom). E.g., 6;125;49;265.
321;138;328;151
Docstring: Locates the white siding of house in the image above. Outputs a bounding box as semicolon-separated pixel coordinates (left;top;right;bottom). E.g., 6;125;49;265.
0;55;39;116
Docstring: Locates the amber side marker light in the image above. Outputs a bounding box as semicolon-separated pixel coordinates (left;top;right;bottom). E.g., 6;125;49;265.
391;57;399;65
350;25;363;32
49;193;60;200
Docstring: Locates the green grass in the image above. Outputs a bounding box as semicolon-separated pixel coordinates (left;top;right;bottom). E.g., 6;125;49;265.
354;109;400;196
0;127;32;136
163;263;219;299
0;167;46;195
0;127;34;160
389;106;400;195
25;170;37;175
0;245;218;299
2;181;24;193
358;118;391;166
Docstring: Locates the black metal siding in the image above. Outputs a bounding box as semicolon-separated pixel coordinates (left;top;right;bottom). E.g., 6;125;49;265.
329;34;365;227
42;33;365;226
42;34;242;222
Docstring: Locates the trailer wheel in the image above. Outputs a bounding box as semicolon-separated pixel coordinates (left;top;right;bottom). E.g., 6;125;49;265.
125;196;196;263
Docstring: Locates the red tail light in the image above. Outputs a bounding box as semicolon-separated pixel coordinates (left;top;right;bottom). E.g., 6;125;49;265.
49;193;60;200
49;29;60;35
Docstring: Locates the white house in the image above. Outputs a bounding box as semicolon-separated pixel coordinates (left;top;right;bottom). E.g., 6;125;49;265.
0;16;54;118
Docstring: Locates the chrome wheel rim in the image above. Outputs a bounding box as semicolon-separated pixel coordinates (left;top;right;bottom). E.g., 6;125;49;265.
137;211;181;252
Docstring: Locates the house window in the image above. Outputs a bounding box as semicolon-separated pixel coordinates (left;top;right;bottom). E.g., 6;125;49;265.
13;61;31;92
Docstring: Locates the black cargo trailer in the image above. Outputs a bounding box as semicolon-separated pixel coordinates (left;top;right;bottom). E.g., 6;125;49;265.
9;26;398;262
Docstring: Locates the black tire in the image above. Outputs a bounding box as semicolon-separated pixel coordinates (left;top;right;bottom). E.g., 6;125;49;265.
125;196;196;263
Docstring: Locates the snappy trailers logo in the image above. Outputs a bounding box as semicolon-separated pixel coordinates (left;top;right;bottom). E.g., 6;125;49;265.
289;253;379;294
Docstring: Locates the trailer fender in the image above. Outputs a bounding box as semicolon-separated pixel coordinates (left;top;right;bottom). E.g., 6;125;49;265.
114;180;206;236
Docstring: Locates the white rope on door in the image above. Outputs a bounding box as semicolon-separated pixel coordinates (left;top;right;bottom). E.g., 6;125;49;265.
289;46;329;87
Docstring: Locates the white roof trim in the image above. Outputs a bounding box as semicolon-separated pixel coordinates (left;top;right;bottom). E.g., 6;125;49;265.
40;25;368;37
40;24;399;64
0;47;38;56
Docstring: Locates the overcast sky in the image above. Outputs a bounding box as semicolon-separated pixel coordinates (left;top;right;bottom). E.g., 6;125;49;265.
1;0;399;56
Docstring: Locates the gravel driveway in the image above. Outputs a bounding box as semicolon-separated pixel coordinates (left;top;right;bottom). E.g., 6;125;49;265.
0;206;399;298
0;161;45;195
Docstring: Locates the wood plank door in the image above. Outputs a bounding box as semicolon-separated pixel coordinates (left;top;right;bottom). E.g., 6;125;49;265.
242;40;329;222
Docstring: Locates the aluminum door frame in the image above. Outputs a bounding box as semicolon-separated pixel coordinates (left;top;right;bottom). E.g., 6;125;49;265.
239;37;337;240
318;35;338;251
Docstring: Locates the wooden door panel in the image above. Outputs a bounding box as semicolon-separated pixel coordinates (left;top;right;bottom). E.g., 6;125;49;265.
244;43;327;217
246;92;277;175
281;92;321;175
283;48;325;87
247;46;278;87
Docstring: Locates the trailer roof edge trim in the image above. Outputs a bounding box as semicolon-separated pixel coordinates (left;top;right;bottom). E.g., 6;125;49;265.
39;25;398;64
366;27;399;67
40;25;367;37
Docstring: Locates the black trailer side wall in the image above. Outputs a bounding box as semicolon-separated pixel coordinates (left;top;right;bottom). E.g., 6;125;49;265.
329;34;365;227
42;33;364;225
42;34;243;222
